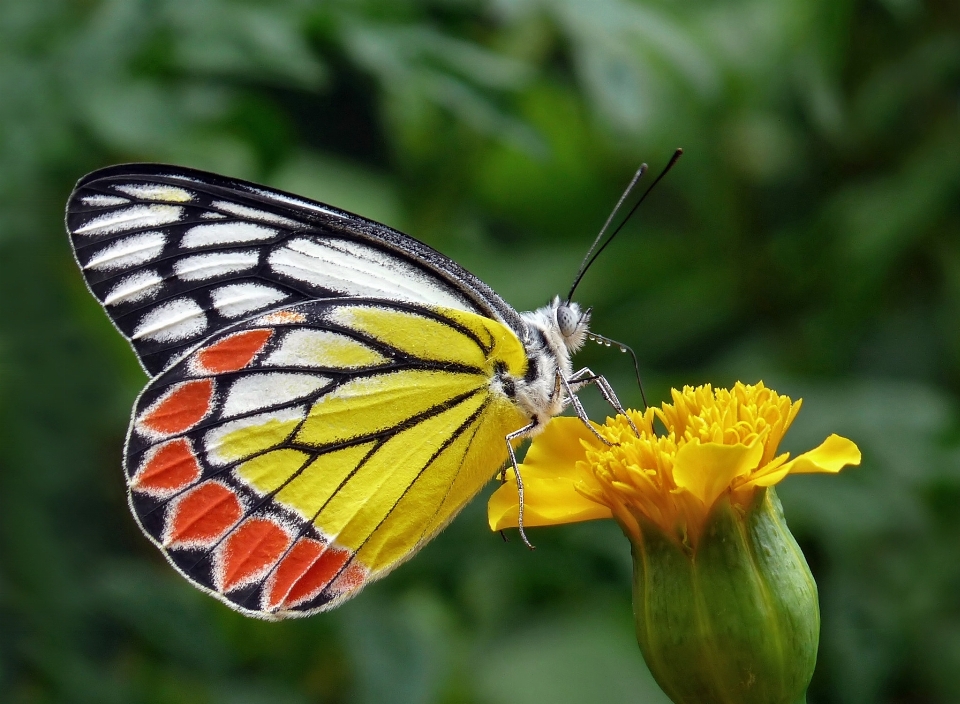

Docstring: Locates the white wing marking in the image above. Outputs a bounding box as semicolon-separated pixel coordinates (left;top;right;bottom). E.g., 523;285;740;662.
200;211;227;219
114;184;194;202
84;231;166;271
81;194;130;206
174;251;259;282
75;205;183;236
132;298;207;342
104;270;164;305
211;200;301;227
210;283;288;318
181;222;278;248
222;373;331;418
267;238;469;310
249;187;347;219
264;328;389;369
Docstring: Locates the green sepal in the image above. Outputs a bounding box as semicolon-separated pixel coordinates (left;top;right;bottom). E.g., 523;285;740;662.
630;488;819;704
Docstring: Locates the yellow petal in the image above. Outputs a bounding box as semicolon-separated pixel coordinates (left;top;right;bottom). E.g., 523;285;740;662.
488;476;614;530
786;433;861;474
746;434;861;488
521;416;602;480
672;439;763;508
486;416;611;531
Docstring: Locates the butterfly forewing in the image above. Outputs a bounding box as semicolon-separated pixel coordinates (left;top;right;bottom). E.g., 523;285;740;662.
67;164;525;375
124;298;529;618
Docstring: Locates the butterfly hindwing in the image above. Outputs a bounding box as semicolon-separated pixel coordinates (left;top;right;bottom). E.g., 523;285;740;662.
67;164;525;375
124;298;530;618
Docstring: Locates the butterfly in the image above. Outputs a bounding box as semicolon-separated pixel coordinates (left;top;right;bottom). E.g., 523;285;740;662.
65;163;642;619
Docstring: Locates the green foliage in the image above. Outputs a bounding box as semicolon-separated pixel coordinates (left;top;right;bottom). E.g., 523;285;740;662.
0;0;957;702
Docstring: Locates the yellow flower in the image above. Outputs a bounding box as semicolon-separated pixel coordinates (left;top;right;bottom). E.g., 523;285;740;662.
489;381;860;545
489;382;861;704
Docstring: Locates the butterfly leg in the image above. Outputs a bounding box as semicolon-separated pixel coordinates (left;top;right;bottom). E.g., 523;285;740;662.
557;372;616;446
504;420;538;550
567;368;641;437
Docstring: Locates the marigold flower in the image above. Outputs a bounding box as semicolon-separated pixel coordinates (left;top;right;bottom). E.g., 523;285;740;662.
488;382;861;704
488;381;859;544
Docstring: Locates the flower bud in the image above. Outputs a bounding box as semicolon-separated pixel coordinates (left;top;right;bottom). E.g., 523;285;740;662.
630;487;817;704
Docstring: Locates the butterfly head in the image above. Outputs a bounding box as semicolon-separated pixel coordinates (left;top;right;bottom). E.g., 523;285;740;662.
520;296;590;364
553;298;591;354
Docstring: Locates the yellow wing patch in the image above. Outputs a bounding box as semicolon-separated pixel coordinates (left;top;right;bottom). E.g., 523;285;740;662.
329;304;526;373
439;308;528;377
295;369;485;447
237;448;310;494
319;392;488;552
357;397;527;570
275;442;376;518
420;395;528;538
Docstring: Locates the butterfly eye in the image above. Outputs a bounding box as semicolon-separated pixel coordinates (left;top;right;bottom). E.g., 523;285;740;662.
556;304;579;337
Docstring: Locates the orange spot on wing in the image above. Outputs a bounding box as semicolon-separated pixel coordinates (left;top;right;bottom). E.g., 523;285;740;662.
266;538;353;610
166;482;242;546
133;438;201;493
140;379;214;436
196;329;273;374
331;562;367;597
219;518;290;592
255;310;306;325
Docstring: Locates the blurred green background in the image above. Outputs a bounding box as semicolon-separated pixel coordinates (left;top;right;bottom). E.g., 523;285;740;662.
1;0;958;702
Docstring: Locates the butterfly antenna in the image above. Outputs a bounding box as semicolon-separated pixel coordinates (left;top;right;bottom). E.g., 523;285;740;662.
587;332;649;410
567;148;684;302
567;164;646;303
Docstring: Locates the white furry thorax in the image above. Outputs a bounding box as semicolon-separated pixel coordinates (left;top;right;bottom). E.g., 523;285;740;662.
491;297;591;432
